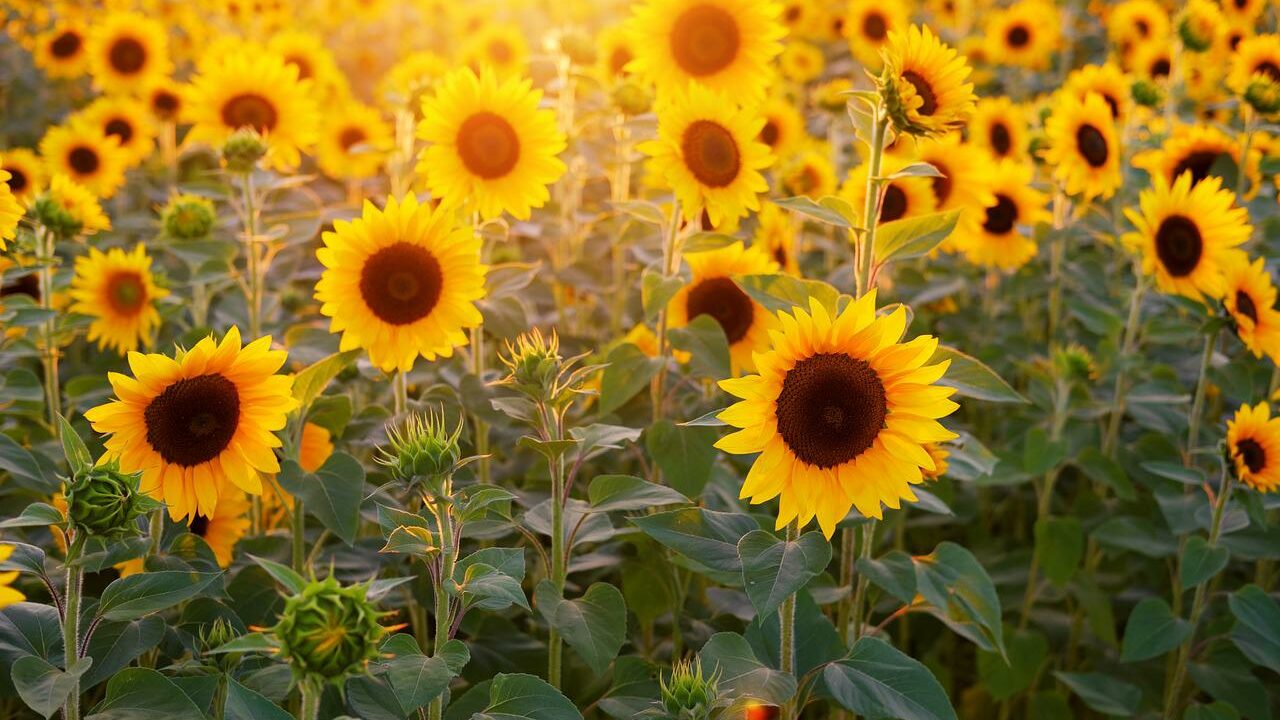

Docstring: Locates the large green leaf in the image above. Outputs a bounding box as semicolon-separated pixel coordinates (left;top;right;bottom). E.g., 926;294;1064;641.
1181;537;1230;591
96;571;220;622
586;474;688;513
598;343;659;416
1228;585;1280;674
978;627;1049;700
224;677;292;720
932;346;1027;404
913;542;1005;656
1054;672;1141;716
13;656;92;719
644;420;718;497
471;673;582;720
737;530;831;618
737;274;840;315
631;507;758;575
697;632;796;706
86;667;205;720
0;433;54;492
534;581;627;677
291;349;361;411
874;210;961;264
1120;597;1191;663
385;639;469;713
669;314;730;380
774;195;858;228
823;637;957;720
277;452;365;545
1035;516;1083;586
82;617;164;689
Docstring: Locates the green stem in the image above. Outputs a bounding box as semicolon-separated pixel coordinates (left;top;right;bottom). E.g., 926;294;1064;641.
1185;327;1220;464
546;404;567;689
36;226;61;437
780;521;800;720
855;111;889;297
836;527;855;646
1163;467;1233;718
291;498;305;574
393;369;408;418
651;199;682;428
239;171;262;339
298;678;320;720
850;520;878;642
62;534;85;720
471;327;491;484
1102;268;1147;458
429;485;456;720
1019;378;1070;630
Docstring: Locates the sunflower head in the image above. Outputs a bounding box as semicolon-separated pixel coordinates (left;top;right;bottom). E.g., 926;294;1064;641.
1131;77;1163;107
68;244;167;355
32;175;110;238
161;194;217;241
221;127;269;174
613;80;655;116
378;409;464;491
1052;343;1099;384
660;658;723;720
271;574;391;684
1226;402;1280;493
1222;255;1280;362
1042;92;1122;201
880;24;976;138
1244;73;1280;115
65;459;162;539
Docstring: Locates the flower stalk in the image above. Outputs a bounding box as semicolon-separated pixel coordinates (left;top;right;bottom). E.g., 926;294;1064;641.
651;199;683;426
35;225;62;437
61;533;85;720
1185;325;1221;464
779;520;799;720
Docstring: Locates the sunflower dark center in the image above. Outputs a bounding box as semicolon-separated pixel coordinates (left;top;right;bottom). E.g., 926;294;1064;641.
682;119;740;188
359;242;444;325
1234;0;1248;8
338;127;367;151
221;93;279;133
105;118;134;144
982;194;1018;234
1172;150;1222;185
880;184;908;222
760;120;780;148
1;273;40;300
1236;289;1259;323
108;37;147;74
776;352;888;469
773;245;788;267
286;55;313;80
931;162;953;205
863;12;888;40
1006;25;1030;48
686;276;754;343
6;168;27;194
69;147;100;175
1102;94;1120;119
189;514;210;537
144;373;241;467
796;166;821;195
1255;61;1280;82
670;4;740;77
1075;124;1109;167
153;90;180;118
610;47;633;76
1151;58;1171;78
1236;438;1266;474
784;5;802;22
1154;215;1202;277
52;31;82;58
457;111;521;180
489;40;514;64
106;271;146;314
1136;19;1150;36
989;122;1012;156
903;71;937;116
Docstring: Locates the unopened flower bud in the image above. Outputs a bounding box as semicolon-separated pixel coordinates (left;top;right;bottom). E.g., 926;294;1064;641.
221;128;268;173
161;194;216;241
65;461;157;538
271;575;389;683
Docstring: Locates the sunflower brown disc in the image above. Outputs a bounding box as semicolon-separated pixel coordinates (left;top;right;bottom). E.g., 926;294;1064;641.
1171;151;1220;184
1236;290;1259;323
6;168;27;194
189;514;211;537
359;242;444;325
1006;25;1030;48
152;90;180;119
686;276;754;343
681;119;740;188
931;164;953;206
457;111;521;180
760;120;780;149
775;352;888;469
880;185;908;222
1075;125;1109;167
108;37;147;74
902;71;938;116
69;147;100;175
105;118;134;144
609;48;633;76
106;271;146;315
983;194;1018;234
862;13;888;41
144;373;241;467
989;123;1013;156
670;4;740;77
52;31;82;58
1236;438;1267;473
285;55;314;80
1154;215;1202;277
1255;60;1280;82
338;127;367;151
222;94;279;133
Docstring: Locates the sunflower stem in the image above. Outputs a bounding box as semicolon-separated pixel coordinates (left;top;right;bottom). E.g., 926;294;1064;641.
1018;376;1071;630
779;520;800;720
471;215;492;485
1184;326;1220;464
393;369;409;418
855;107;889;298
651;199;683;429
62;533;85;720
36;225;62;438
291;496;306;573
1163;464;1232;718
429;481;456;720
850;520;878;642
543;401;567;689
1102;265;1147;458
1237;108;1254;199
298;677;321;720
238;170;262;339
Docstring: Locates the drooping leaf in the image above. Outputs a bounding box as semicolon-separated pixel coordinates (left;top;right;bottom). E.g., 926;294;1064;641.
598;344;659;416
1035;516;1083;586
932;346;1027;404
1228;585;1280;674
737;530;832;618
913;542;1006;656
874;210;961;264
471;673;582;720
13;656;92;719
586;474;689;513
1120;597;1192;663
823;637;957;720
697;632;796;706
1180;536;1230;591
1054;672;1142;716
534;581;627;677
631;508;758;575
644;420;718;497
86;667;205;720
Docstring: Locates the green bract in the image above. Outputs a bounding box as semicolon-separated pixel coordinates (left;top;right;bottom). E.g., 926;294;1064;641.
270;575;388;684
64;461;157;538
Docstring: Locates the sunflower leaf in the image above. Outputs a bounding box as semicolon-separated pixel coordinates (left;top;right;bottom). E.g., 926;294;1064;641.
932;345;1027;404
875;210;961;265
737;529;832;618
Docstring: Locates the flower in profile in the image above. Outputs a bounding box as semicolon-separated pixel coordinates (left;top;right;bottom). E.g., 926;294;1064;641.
640;83;773;228
270;574;392;684
32;175;111;238
68;245;167;355
161;194;217;241
314;194;487;373
1244;73;1280;116
85;11;172;94
1178;0;1226;53
1223;256;1280;363
65;460;162;538
1042;92;1122;201
85;326;298;521
416;67;566;221
0;545;25;609
1228;33;1280;94
1124;174;1250;303
879;25;976;138
668;242;778;374
0;172;21;252
717;293;958;537
627;0;785;101
1226;402;1280;493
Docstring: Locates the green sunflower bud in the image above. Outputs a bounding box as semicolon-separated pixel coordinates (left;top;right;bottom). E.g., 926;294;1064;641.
660;659;720;720
378;409;463;488
1244;74;1280;115
1177;15;1215;53
271;574;388;683
221;128;268;173
499;328;565;403
161;194;217;241
1052;343;1098;384
32;195;82;239
64;460;157;538
1131;79;1162;108
612;80;653;116
200;618;242;672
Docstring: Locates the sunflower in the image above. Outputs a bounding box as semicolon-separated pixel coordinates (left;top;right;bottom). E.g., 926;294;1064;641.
84;326;297;521
39;119;128;199
1133;123;1260;193
839;154;939;226
1223;256;1280;362
378;51;449;110
183;49;320;172
627;0;785;101
1129;41;1172;81
141;76;185;124
1042;92;1122;202
460;23;529;79
0;176;21;253
1226;402;1280;493
416;67;566;221
880;25;977;138
778;146;838;198
1222;0;1265;25
779;41;825;84
597;25;638;83
267;30;347;100
1;148;46;202
68;245;167;355
186;486;250;567
951;159;1050;270
315;194;487;373
758;94;807;159
79;96;157;168
316;101;393;181
1178;0;1227;53
1064;63;1132;121
1124;173;1250;303
86;11;171;94
842;0;909;71
0;545;25;609
753;201;800;275
1229;34;1280;93
1107;0;1170;55
34;174;110;237
891;132;995;213
716;293;959;537
669;242;778;373
299;422;335;473
968;96;1027;161
983;0;1061;70
641;83;773;228
34;21;89;79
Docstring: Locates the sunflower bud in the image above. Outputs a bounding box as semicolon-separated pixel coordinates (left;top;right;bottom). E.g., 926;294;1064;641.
813;79;854;113
612;80;653;116
1131;79;1162;108
558;30;596;66
660;659;720;720
1244;74;1280;116
160;194;217;241
1177;1;1221;53
200;618;242;672
221;128;268;173
64;461;157;538
499;328;565;402
32;194;82;238
271;574;389;684
1052;343;1099;384
378;410;463;489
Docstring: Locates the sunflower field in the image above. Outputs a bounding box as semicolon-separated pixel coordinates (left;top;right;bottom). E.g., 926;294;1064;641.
2;0;1280;718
